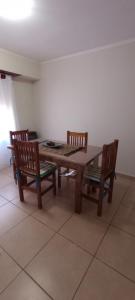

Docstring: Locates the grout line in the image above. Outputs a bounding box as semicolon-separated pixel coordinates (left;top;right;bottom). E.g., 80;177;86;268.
111;223;135;239
0;176;135;299
10;200;39;217
94;182;130;257
0;201;10;209
72;220;112;299
31;204;74;232
72;256;95;300
0;266;54;300
0;243;26;270
71;183;131;299
28;180;135;300
0;269;22;296
24;231;57;269
0;236;55;299
0;202;75;299
0;193;13;202
70;216;111;299
24;212;75;269
58;231;94;256
23;269;54;300
0;215;30;241
95;256;135;285
109;184;131;224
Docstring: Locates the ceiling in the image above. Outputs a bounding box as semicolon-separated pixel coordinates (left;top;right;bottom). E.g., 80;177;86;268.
0;0;135;62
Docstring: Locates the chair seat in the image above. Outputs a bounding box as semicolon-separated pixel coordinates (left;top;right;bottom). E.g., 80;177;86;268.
14;141;56;209
21;162;56;178
83;139;119;216
84;165;111;191
84;165;102;182
40;162;56;177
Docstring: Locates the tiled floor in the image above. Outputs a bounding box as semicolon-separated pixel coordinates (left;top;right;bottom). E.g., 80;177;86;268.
0;167;135;299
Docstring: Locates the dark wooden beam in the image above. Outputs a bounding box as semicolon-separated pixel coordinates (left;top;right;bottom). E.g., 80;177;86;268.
0;70;20;78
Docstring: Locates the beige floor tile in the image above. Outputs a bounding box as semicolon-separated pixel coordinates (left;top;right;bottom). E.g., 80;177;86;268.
112;180;129;199
0;216;54;268
26;234;91;300
122;185;135;209
1;167;14;178
32;196;73;231
57;178;75;200
83;196;118;224
74;259;135;300
0;203;27;237
0;271;51;300
54;189;75;208
82;181;127;223
0;247;20;293
97;226;135;281
11;195;38;214
0;174;13;189
117;175;133;188
0;183;19;201
60;214;108;254
112;204;135;236
0;195;9;207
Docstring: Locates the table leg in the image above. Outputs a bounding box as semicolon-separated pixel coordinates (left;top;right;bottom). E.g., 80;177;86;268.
75;169;84;213
93;156;99;168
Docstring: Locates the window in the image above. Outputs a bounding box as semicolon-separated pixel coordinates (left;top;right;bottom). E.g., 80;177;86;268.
0;75;16;169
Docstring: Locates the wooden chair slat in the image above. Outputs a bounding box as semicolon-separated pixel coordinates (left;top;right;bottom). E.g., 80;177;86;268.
14;140;56;209
58;131;88;188
10;130;29;183
83;139;119;216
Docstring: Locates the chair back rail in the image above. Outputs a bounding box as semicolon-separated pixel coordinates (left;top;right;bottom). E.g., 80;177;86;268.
9;130;29;183
14;141;40;176
10;130;29;144
14;140;56;209
101;139;119;179
67;131;88;148
83;139;119;216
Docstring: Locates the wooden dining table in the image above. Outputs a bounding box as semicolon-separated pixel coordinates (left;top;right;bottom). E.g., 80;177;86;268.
38;139;102;214
8;139;102;214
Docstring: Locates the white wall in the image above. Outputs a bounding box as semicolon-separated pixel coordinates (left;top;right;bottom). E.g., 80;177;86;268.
0;48;40;133
0;49;40;170
13;80;36;131
0;48;40;79
34;41;135;176
0;79;36;170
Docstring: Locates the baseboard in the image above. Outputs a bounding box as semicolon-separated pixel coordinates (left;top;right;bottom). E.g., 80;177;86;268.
116;172;135;181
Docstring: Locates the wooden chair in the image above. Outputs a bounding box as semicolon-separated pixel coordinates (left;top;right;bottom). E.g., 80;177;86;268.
67;131;88;148
58;131;88;188
82;139;119;216
14;141;56;209
10;130;29;183
10;130;29;143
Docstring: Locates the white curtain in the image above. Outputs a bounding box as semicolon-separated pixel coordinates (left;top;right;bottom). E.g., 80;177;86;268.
0;76;17;169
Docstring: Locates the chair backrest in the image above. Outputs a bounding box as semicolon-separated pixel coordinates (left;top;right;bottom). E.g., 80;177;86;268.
101;139;119;179
67;131;88;148
14;141;40;176
10;130;29;145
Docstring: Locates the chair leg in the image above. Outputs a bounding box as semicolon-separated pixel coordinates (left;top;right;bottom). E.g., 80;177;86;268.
87;183;91;194
13;162;17;184
108;174;114;203
97;185;104;216
36;178;42;209
53;172;56;196
66;168;70;181
58;167;61;189
92;186;97;193
18;175;24;202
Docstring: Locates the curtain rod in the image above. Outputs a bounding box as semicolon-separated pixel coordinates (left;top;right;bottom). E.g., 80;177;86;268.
0;70;20;78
